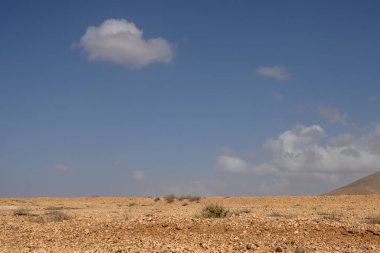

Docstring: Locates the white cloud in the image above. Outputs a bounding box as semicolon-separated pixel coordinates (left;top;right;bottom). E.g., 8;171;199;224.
256;65;290;80
216;154;249;173
257;124;380;174
215;124;380;194
328;133;356;147
78;19;174;68
132;170;145;180
318;106;348;124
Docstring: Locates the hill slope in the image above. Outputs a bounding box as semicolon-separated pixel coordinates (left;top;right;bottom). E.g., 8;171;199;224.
325;171;380;195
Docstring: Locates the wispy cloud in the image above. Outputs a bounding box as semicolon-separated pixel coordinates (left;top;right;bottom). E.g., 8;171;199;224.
318;106;348;124
77;19;174;68
256;65;290;80
132;170;145;180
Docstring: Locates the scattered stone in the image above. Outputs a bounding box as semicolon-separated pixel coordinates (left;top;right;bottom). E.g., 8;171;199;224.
275;246;283;252
295;246;305;253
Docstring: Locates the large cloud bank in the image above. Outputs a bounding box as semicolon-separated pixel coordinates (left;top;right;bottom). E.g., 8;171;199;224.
216;124;380;194
217;124;380;176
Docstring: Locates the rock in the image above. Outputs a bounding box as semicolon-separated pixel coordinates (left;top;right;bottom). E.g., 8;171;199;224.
275;246;283;252
295;246;305;253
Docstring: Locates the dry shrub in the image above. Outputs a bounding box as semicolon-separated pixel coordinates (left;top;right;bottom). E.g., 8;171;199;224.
13;208;31;216
200;204;230;218
164;194;176;203
45;211;71;222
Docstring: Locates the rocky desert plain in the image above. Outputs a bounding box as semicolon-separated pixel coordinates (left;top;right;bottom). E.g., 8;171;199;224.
0;195;379;253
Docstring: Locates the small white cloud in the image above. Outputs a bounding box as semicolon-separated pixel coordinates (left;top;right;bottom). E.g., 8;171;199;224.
256;65;290;80
132;170;145;180
78;19;174;68
216;154;249;173
318;106;348;124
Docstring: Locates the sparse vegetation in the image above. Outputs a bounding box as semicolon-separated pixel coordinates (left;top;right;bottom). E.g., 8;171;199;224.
162;194;201;203
45;211;71;222
200;204;230;218
229;208;251;217
164;194;176;203
44;206;65;210
25;215;45;224
128;202;137;207
154;197;160;202
178;195;201;202
13;208;71;223
13;208;31;216
269;212;283;217
318;212;342;221
365;215;380;224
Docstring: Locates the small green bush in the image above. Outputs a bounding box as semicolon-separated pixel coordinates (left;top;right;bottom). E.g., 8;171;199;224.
200;204;230;218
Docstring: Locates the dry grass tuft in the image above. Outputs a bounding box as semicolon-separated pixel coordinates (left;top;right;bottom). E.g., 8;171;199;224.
13;208;31;216
164;194;176;203
200;204;230;218
45;211;71;222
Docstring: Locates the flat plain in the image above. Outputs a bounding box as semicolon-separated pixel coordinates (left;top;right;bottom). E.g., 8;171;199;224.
0;195;379;253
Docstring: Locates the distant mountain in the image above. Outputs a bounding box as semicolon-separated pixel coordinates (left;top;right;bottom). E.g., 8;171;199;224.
324;171;380;195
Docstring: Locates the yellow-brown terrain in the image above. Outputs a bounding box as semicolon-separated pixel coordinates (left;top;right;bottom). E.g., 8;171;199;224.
0;195;379;253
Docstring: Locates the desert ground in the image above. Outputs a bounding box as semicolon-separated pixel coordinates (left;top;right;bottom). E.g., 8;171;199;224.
0;195;379;253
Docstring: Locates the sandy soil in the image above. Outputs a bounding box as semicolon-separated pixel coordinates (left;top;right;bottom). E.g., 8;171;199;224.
0;195;379;252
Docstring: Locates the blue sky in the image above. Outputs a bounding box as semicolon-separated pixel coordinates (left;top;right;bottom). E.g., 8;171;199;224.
1;0;380;197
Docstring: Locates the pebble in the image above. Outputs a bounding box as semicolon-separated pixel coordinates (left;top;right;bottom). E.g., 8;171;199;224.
275;246;283;252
